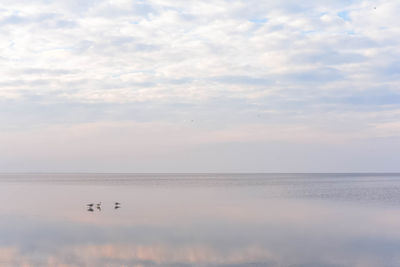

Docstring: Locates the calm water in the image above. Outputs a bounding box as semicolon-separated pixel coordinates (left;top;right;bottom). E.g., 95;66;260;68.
1;173;400;267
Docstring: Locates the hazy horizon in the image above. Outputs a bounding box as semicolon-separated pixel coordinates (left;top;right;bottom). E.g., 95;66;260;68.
1;171;400;174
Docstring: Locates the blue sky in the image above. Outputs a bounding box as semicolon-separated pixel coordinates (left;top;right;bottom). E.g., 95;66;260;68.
0;0;399;172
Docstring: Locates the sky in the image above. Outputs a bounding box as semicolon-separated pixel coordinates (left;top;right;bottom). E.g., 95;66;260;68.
0;0;399;172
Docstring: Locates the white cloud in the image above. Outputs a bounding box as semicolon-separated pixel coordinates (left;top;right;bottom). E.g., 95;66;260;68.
0;0;399;171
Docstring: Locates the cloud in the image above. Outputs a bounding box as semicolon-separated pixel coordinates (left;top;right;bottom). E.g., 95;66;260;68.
0;0;399;171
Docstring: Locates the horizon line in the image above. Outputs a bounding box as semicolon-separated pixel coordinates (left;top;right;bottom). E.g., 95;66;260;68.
1;172;399;175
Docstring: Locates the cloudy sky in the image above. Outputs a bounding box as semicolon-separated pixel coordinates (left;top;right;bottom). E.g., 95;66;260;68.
0;0;399;172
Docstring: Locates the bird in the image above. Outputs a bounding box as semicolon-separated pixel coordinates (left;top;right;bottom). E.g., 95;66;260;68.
115;202;121;206
87;203;94;208
87;207;94;212
96;202;102;207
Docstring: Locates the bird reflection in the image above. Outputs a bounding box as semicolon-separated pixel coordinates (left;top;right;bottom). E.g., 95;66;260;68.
86;201;120;211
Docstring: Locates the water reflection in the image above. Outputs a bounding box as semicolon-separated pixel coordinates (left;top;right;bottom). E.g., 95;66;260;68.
0;173;400;266
86;202;121;211
96;202;102;211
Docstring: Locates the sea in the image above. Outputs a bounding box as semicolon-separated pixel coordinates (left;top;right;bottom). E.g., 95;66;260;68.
0;173;400;267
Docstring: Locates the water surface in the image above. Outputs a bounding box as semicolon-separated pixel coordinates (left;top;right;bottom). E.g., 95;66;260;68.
1;173;400;266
